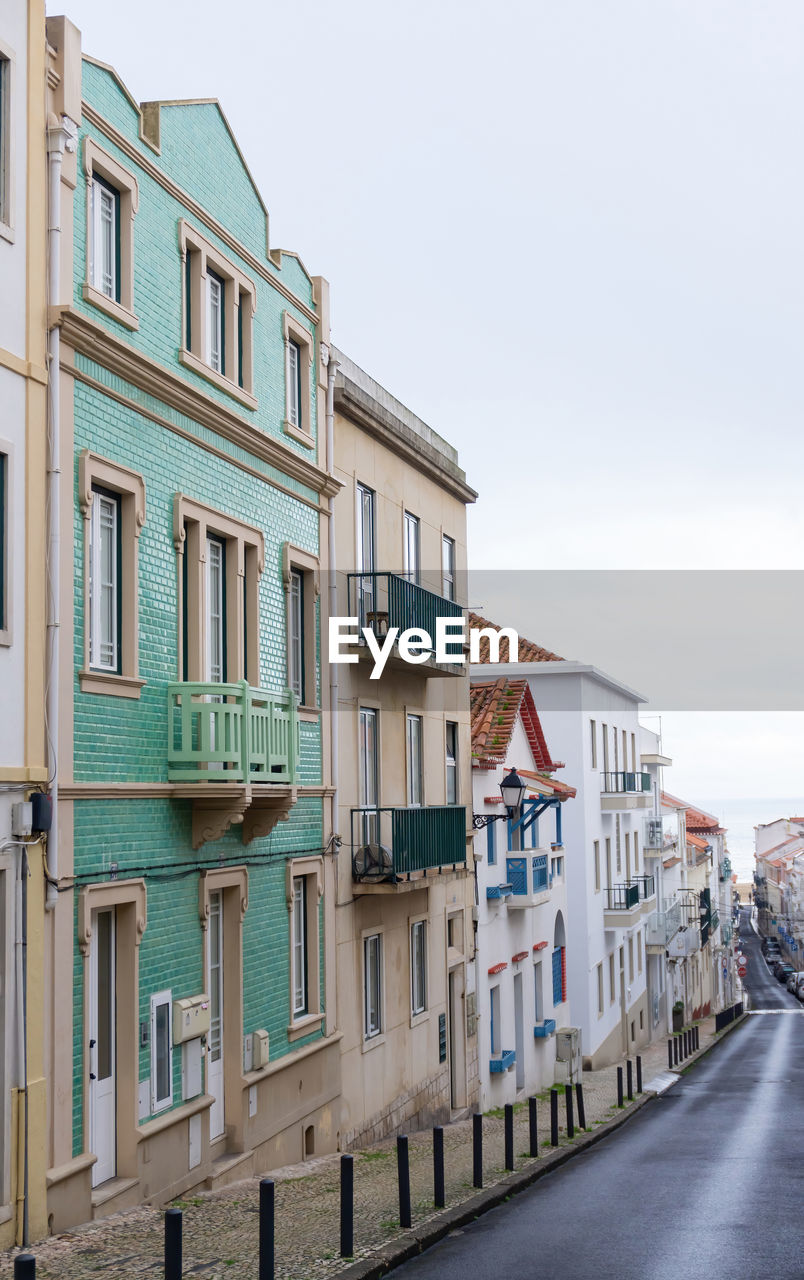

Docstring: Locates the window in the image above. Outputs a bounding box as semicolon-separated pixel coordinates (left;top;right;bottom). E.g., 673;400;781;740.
445;721;458;804
631;732;637;771
534;962;543;1022
364;933;382;1039
358;707;379;845
83;139;139;327
442;535;455;601
489;984;501;1055
356;483;376;625
410;919;427;1016
292;877;307;1016
628;936;634;982
283;544;318;710
625;831;631;881
178;220;256;407
0;450;8;640
289;570;304;703
282;312;314;446
637;930;643;973
0;50;11;233
590;720;597;769
91;177;118;301
150;990;173;1113
404;512;420;583
609;952;616;1003
552;946;564;1005
406;714;423;806
634;830;639;875
79;452;146;697
601;723;609;773
597;963;604;1015
593;840;600;892
486;822;496;866
174;495;263;686
605;837;612;889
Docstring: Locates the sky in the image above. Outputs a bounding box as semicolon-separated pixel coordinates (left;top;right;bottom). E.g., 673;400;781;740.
52;0;804;804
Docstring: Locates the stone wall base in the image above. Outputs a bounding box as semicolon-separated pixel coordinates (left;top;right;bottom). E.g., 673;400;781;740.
341;1067;451;1151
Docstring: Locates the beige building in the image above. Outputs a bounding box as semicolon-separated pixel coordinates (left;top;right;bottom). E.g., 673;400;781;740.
330;350;479;1146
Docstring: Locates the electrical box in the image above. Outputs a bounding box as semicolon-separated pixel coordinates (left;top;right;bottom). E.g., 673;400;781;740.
173;994;210;1044
11;803;32;838
252;1029;270;1070
182;1038;203;1100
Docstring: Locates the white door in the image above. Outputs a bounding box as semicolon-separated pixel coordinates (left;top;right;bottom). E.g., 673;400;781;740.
89;908;116;1186
207;891;225;1140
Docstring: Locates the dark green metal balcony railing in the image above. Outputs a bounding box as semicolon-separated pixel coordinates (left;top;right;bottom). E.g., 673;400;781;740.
167;681;298;783
634;874;656;901
350;805;467;881
346;572;463;656
601;771;652;795
605;882;640;911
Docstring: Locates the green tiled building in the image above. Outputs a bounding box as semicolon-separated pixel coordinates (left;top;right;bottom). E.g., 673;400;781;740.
45;18;340;1226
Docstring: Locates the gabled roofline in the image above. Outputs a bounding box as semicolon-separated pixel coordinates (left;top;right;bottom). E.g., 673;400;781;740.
469;660;647;704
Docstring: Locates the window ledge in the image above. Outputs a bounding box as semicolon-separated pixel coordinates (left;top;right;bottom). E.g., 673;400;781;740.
282;419;315;450
0;221;15;245
179;348;257;411
287;1011;325;1042
0;628;11;648
361;1032;386;1054
298;705;321;723
82;283;139;331
79;669;145;699
410;1009;429;1030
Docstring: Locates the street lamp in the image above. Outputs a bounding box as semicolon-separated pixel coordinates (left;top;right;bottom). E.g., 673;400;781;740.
472;765;527;829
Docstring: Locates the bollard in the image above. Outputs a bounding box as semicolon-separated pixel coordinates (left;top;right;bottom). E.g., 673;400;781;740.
397;1135;411;1229
340;1153;354;1258
636;1055;643;1093
673;1035;679;1066
575;1081;586;1130
473;1112;483;1188
14;1258;36;1279
259;1178;275;1280
433;1126;445;1209
504;1103;514;1171
528;1095;538;1156
164;1207;182;1280
668;1039;673;1070
550;1088;559;1145
617;1066;624;1107
695;1026;700;1051
683;1030;688;1058
626;1058;633;1101
564;1084;574;1138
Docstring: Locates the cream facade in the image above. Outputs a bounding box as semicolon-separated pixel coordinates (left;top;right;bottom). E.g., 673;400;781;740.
331;350;479;1146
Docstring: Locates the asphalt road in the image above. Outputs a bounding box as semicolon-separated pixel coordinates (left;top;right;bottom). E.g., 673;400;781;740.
736;907;801;1010
397;908;804;1280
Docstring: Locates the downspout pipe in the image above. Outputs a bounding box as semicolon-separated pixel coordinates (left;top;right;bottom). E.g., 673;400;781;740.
323;345;340;843
45;115;76;910
3;839;33;1246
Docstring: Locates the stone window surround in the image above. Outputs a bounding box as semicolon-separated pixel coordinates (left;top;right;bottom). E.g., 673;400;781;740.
0;40;16;243
408;911;429;1030
173;494;264;685
282;310;315;450
77;879;147;1180
178;219;257;411
361;925;385;1052
82;137;139;330
198;867;248;1143
404;703;426;808
281;542;319;717
286;856;324;1042
78;451;146;698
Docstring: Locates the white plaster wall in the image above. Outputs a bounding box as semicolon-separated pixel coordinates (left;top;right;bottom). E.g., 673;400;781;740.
0;1;28;356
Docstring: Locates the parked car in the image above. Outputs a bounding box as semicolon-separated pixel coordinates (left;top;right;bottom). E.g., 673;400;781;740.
762;938;781;953
785;971;804;992
794;974;804;1001
774;963;795;983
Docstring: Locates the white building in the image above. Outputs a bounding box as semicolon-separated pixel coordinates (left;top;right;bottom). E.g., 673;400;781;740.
470;676;576;1107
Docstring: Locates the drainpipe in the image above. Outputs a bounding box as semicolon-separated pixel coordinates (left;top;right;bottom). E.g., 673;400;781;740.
3;840;31;1245
44;114;76;910
322;345;340;844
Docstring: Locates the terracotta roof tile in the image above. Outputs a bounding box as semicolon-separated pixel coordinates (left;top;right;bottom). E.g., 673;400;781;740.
470;677;558;772
468;612;563;664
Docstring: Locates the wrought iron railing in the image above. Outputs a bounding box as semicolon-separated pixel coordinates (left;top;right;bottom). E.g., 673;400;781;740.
605;882;640;911
350;805;467;881
600;772;651;795
346;572;463;657
634;874;656;901
167;682;298;782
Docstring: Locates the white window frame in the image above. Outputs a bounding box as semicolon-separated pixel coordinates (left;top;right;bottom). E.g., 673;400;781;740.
441;534;455;601
406;713;423;807
287;338;301;427
363;932;383;1041
282;311;314;447
150;989;173;1113
178;219;257;408
83;139;139;328
206;269;225;374
0;46;14;239
289;568;304;703
89;488;120;673
292;876;307;1016
285;857;324;1039
445;720;458;805
403;511;420;584
410;918;427;1018
90;176;118;302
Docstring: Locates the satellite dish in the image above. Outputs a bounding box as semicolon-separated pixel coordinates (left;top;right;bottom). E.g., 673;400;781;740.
352;843;394;882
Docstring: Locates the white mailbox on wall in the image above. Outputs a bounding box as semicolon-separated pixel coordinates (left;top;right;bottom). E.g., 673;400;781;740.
173;994;210;1044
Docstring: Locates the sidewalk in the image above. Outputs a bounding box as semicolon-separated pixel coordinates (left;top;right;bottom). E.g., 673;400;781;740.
0;1015;734;1279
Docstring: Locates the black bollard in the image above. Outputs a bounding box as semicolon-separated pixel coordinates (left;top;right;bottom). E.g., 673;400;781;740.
695;1025;700;1051
673;1035;679;1066
164;1207;182;1280
564;1084;574;1138
433;1126;445;1209
14;1258;35;1279
528;1095;538;1157
636;1055;643;1093
668;1039;673;1070
473;1112;483;1188
683;1030;688;1058
617;1066;624;1107
397;1135;412;1229
550;1088;559;1145
504;1104;514;1171
340;1153;354;1258
259;1178;275;1280
575;1082;586;1130
626;1058;633;1101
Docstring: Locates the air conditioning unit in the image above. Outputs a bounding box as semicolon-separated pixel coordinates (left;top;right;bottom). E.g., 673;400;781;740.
352;843;394;882
555;1026;582;1083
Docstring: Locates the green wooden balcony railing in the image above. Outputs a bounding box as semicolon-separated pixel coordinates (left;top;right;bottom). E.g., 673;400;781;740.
346;572;463;655
350;805;467;881
167;681;298;783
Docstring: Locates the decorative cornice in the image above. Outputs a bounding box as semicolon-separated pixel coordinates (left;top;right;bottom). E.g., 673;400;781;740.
56;307;341;501
78;879;147;956
59;781;328;799
81;101;319;326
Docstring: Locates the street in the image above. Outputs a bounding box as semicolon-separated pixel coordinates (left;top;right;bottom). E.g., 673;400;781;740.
396;908;804;1280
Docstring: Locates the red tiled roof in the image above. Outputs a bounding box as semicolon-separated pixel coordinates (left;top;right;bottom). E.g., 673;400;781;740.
471;677;558;772
467;612;563;664
687;833;710;852
758;837;802;859
661;791;725;834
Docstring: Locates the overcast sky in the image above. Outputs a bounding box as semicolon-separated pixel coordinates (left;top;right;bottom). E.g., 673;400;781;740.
53;0;804;803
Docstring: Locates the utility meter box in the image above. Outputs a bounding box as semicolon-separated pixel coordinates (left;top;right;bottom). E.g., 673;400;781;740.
173;994;210;1044
252;1028;270;1070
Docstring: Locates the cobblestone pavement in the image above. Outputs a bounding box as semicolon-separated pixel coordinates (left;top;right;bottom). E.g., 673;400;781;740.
0;1018;721;1279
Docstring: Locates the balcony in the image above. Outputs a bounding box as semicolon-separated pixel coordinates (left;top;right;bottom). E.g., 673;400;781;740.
634;874;657;913
600;771;653;811
505;851;551;909
667;926;701;958
350;805;467;890
533;1019;557;1038
346;572;465;677
167;682;299;847
603;881;640;927
489;1049;516;1073
645;900;683;952
720;857;733;882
